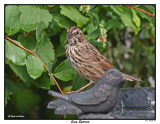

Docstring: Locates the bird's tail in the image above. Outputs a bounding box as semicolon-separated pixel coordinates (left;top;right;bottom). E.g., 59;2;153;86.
48;90;69;101
121;73;142;81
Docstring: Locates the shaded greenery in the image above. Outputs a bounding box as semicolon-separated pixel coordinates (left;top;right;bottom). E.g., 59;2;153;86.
5;5;155;119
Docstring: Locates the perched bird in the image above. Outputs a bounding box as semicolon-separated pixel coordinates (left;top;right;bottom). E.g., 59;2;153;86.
48;69;125;113
65;26;141;92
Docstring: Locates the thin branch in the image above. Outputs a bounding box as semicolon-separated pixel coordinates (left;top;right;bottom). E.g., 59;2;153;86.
123;5;155;18
48;6;55;12
5;36;64;94
25;32;31;37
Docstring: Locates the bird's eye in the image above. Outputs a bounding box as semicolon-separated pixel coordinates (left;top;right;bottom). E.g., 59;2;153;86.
76;31;79;35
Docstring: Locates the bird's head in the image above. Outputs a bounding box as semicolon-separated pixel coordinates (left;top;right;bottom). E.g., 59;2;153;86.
66;26;87;46
103;69;125;86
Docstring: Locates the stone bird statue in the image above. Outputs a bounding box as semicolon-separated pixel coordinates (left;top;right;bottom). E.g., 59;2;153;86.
48;68;126;114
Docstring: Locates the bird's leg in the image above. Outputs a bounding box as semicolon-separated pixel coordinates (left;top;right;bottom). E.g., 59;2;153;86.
86;80;95;90
67;80;94;94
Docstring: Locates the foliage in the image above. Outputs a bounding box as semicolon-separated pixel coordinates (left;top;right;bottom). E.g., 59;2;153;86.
5;5;155;119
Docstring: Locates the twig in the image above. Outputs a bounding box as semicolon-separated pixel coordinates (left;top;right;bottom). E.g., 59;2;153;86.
48;6;55;12
5;36;64;94
25;32;31;37
123;5;155;18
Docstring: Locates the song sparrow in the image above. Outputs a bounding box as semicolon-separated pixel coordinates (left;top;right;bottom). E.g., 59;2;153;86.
65;26;141;92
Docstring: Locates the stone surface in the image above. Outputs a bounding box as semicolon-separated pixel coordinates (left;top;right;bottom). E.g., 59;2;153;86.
117;87;155;109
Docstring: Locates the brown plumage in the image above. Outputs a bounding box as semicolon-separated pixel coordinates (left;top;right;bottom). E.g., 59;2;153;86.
65;26;141;92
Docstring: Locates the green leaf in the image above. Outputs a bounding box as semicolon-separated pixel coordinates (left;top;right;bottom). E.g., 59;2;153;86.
5;90;10;106
107;12;117;20
54;59;71;73
18;34;37;50
26;55;44;79
47;61;53;74
55;44;65;58
105;19;117;30
86;29;99;40
136;8;153;23
48;5;55;8
20;5;52;32
121;14;140;35
132;9;141;28
60;30;67;48
50;77;55;85
5;39;26;65
47;62;55;85
35;36;55;64
121;14;132;27
34;72;52;90
36;21;46;46
53;14;76;29
72;73;88;91
5;58;10;65
90;12;100;24
5;79;15;93
87;23;98;34
106;19;124;30
54;69;76;81
143;5;155;13
86;24;100;40
13;84;40;113
46;20;61;36
5;5;21;35
60;5;89;27
9;62;32;83
5;79;40;113
110;5;121;16
54;59;76;81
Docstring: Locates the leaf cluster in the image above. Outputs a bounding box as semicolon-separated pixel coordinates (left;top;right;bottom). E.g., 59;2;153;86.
5;5;155;119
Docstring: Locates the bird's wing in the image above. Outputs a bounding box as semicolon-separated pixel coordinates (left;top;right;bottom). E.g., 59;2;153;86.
83;42;114;69
72;84;112;105
93;54;114;69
